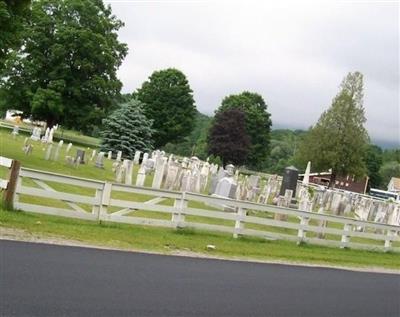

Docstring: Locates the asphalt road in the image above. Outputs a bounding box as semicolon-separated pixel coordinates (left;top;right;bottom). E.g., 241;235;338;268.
0;240;399;317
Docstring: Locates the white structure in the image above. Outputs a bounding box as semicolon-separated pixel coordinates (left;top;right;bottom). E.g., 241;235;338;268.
5;109;23;121
388;177;400;194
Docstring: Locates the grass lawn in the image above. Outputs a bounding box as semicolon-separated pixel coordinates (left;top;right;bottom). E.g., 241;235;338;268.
0;120;100;147
1;209;399;270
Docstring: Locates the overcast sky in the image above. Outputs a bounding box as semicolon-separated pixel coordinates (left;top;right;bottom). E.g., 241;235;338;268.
107;0;399;146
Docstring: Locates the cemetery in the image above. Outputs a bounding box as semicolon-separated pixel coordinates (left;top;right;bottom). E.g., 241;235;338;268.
1;127;399;256
1;3;399;317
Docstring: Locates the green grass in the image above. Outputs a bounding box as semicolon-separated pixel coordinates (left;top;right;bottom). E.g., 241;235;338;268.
0;120;100;147
1;209;399;270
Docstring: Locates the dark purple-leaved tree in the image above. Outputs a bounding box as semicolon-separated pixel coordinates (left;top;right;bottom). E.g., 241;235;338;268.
207;108;251;166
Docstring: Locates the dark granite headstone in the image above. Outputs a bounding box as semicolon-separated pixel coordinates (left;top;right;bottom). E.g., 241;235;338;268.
279;166;298;196
75;149;85;164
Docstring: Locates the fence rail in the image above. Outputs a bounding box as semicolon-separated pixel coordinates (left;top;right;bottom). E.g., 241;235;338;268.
8;167;400;252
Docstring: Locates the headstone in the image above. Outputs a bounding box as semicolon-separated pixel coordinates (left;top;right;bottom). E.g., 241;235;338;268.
248;175;260;189
279;166;299;196
200;162;210;192
90;149;97;161
11;126;19;138
42;127;50;143
145;158;155;172
133;151;141;165
180;169;192;192
190;166;202;193
31;127;41;141
122;159;133;185
23;144;33;155
142;152;149;165
95;152;105;168
214;177;237;199
107;151;112;160
152;157;167;189
208;173;219;195
116;151;122;162
354;197;370;222
45;144;53;160
217;166;226;181
65;156;74;166
75;149;85;164
164;164;180;190
374;202;388;223
387;204;400;226
330;192;342;215
136;164;146;187
48;128;54;143
66;143;72;154
75;156;81;168
114;161;124;183
53;140;63;161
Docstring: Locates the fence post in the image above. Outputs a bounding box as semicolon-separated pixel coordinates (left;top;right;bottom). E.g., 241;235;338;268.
384;229;395;252
99;182;112;221
172;192;187;228
233;207;246;238
340;223;352;248
297;216;309;244
92;186;103;220
2;160;21;210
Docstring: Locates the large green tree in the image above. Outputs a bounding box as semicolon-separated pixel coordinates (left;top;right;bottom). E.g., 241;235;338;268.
0;0;30;69
264;129;306;174
0;0;127;132
215;91;272;169
136;68;196;148
379;161;400;188
100;99;154;158
207;108;251;166
295;72;369;187
163;111;212;159
363;144;383;189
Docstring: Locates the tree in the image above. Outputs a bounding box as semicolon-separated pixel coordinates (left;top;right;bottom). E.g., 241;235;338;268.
136;68;196;148
0;0;128;132
379;161;400;188
0;0;30;70
207;108;251;166
295;72;369;187
100;99;154;158
163;111;212;160
264;129;306;174
216;91;272;169
364;144;383;189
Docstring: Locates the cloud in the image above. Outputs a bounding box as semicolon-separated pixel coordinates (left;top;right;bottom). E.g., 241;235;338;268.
107;0;399;145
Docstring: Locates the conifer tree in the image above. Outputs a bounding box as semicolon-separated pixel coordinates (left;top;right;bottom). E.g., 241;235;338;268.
100;99;154;158
295;72;369;187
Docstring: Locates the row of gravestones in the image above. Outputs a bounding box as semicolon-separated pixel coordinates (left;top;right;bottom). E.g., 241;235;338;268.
14;128;400;226
12;125;58;143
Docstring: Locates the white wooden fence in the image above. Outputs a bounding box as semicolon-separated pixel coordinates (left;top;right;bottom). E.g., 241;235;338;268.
0;156;13;190
10;167;400;252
